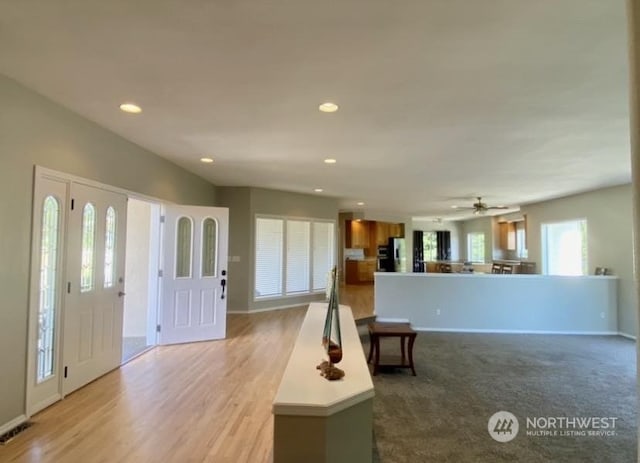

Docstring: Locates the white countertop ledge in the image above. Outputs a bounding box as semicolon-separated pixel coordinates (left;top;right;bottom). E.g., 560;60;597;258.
272;303;375;417
375;272;619;279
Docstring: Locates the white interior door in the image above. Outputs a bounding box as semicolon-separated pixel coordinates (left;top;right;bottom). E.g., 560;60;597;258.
62;183;127;395
160;206;228;344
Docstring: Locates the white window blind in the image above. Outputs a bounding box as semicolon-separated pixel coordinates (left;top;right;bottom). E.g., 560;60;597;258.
542;220;587;276
255;218;283;298
255;216;335;300
312;222;335;291
286;220;311;294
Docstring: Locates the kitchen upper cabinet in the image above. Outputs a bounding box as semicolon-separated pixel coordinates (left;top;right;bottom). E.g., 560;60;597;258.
389;223;404;238
499;222;516;251
345;220;370;248
375;222;390;245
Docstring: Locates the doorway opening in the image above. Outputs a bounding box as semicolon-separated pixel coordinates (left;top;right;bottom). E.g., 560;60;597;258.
122;198;161;363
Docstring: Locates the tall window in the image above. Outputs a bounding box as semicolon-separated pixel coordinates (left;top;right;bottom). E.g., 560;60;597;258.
80;203;96;292
38;196;60;382
286;220;311;294
175;217;193;278
423;231;437;261
515;221;527;259
542;219;587;276
255;218;284;298
467;232;485;262
202;218;218;277
104;207;117;288
255;216;335;299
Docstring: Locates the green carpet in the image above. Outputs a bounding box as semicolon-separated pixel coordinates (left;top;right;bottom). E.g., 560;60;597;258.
361;331;637;463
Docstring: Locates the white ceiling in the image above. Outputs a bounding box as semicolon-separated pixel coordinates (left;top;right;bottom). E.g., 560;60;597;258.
0;0;631;219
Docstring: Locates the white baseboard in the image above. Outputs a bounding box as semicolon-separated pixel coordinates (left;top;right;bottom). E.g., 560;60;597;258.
28;394;62;417
376;317;410;323
618;332;637;340
0;414;27;437
228;303;310;314
411;327;620;336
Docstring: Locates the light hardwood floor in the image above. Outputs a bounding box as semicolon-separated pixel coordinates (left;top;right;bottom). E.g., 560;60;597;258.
1;286;374;463
1;308;308;463
339;284;375;320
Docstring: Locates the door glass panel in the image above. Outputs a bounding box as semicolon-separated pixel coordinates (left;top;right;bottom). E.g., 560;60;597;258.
104;206;117;288
80;203;96;292
176;217;192;278
202;218;218;277
37;196;60;382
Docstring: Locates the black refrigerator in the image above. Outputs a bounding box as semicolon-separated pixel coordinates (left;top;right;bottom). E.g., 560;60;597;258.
380;237;407;272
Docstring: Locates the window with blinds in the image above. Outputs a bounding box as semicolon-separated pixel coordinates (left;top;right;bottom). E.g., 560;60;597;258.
255;218;284;298
254;216;335;299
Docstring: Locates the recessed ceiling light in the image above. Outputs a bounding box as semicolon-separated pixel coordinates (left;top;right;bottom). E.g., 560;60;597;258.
319;102;338;113
119;103;142;114
314;188;324;193
324;158;337;164
357;202;365;206
200;157;214;163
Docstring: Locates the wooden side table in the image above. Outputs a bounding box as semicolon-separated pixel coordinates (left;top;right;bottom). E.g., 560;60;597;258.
367;322;417;376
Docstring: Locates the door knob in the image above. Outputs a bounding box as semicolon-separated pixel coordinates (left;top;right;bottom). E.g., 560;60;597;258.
118;291;126;297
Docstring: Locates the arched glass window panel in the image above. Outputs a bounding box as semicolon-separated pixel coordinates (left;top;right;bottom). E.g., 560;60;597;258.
104;207;117;288
80;203;96;292
176;217;193;278
37;196;60;382
202;218;218;277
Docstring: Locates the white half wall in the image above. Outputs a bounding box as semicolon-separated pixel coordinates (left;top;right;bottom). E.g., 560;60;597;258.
375;273;618;334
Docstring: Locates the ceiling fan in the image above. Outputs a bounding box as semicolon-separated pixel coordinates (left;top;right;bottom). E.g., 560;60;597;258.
454;197;509;215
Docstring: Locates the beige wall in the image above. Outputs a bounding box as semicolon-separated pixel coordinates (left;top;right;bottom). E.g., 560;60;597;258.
216;187;252;311
522;184;636;336
0;75;217;427
218;187;339;312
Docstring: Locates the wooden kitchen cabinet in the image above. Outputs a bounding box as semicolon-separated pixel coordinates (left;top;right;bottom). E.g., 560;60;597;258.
389;223;405;238
345;259;376;284
345;220;370;248
499;222;516;250
375;221;390;245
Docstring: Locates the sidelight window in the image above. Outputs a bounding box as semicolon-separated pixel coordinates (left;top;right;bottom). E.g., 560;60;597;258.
104;207;117;288
80;203;96;292
202;218;218;277
176;217;193;278
37;196;60;382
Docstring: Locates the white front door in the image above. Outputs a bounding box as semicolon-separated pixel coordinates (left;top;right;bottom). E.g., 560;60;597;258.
62;183;127;395
160;206;228;344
